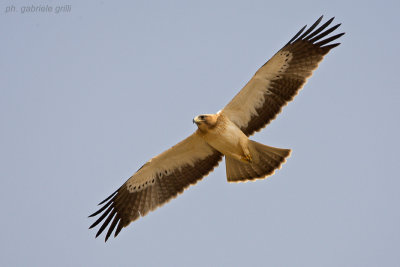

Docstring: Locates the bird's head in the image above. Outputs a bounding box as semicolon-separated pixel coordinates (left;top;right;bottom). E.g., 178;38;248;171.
193;114;218;132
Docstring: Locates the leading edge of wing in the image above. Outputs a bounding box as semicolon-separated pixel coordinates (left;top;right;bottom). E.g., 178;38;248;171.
88;133;223;241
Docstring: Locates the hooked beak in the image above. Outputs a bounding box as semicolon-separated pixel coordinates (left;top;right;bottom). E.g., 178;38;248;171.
193;116;200;125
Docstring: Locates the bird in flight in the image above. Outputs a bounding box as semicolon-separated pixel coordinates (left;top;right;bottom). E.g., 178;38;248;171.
89;16;344;241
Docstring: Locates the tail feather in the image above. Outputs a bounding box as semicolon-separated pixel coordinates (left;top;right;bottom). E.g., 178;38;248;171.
226;141;291;182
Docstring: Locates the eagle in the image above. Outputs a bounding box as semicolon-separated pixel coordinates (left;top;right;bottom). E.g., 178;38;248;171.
89;16;344;241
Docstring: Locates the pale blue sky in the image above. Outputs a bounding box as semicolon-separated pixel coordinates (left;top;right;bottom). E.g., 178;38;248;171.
1;1;399;266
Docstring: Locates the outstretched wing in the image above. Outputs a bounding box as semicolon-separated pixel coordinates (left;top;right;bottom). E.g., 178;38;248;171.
221;16;345;136
89;132;222;241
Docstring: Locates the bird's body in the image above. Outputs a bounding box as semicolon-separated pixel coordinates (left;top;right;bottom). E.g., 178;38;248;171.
195;113;250;163
89;16;345;241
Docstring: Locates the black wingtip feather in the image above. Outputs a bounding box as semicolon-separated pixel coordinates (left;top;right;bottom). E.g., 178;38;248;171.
298;16;323;40
316;32;345;47
309;23;342;43
114;220;125;238
287;24;307;45
285;16;344;50
89;198;114;218
89;205;113;229
105;216;120;242
321;42;341;50
96;210;117;238
98;189;118;205
304;17;335;41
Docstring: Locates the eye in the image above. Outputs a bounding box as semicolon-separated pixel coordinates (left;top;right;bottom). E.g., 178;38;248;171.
199;115;205;120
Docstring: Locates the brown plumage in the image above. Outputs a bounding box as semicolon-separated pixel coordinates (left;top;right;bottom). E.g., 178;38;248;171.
90;143;222;241
222;16;344;136
89;16;344;241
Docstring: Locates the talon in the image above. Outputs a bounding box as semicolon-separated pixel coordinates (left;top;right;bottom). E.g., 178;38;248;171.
242;154;253;163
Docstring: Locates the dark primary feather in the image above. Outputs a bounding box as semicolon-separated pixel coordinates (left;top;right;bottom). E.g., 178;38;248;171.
241;16;344;136
297;16;323;40
89;150;222;242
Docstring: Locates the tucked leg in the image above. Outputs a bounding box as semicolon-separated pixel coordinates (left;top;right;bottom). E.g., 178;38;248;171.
240;138;252;163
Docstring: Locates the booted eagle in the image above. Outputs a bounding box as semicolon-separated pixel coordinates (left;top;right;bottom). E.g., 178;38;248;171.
89;16;344;241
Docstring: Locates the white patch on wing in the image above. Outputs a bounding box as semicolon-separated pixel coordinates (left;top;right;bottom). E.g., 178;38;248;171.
256;51;293;80
222;51;293;129
125;133;215;192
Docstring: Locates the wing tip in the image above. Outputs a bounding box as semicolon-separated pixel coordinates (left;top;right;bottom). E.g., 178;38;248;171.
287;16;344;47
89;147;223;241
287;24;307;45
98;189;118;205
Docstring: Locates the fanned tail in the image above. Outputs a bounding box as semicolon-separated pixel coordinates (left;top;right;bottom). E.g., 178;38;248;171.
226;141;291;182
